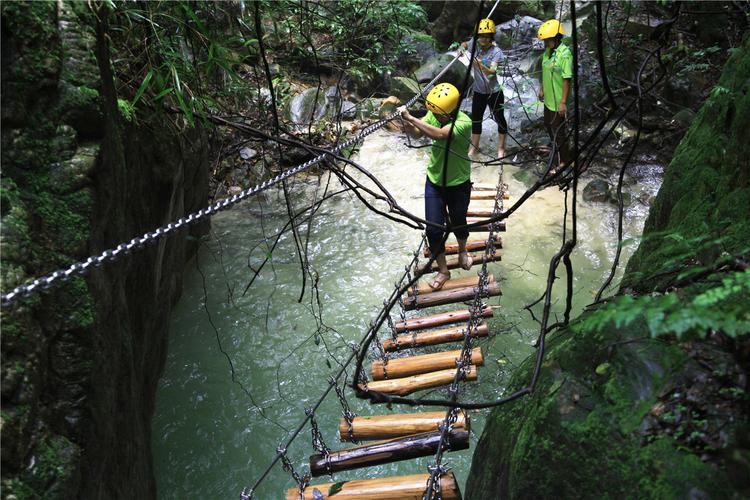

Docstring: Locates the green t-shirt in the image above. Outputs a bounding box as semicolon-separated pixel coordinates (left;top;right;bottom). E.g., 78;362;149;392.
423;110;472;187
542;43;573;111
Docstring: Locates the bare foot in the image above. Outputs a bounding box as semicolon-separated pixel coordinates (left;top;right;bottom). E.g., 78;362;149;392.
429;271;451;291
497;148;505;161
458;252;473;271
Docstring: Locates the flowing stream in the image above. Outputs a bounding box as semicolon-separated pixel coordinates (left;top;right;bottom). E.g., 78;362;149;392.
152;61;664;498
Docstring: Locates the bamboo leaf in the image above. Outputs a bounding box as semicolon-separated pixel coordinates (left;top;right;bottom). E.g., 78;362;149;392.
328;482;346;496
131;70;153;106
153;87;174;101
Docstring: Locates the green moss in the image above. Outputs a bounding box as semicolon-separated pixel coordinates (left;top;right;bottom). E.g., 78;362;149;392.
117;98;135;122
0;0;61;85
624;35;750;291
15;435;81;497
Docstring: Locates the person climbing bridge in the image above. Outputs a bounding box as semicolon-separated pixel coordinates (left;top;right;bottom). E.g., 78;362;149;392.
397;83;474;291
459;18;508;161
537;18;573;171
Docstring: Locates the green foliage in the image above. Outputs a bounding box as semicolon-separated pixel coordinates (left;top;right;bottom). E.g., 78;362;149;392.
117;98;135;122
273;0;427;80
109;1;250;126
575;269;750;339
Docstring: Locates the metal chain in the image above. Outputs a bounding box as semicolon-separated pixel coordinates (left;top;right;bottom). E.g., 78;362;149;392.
423;463;451;500
385;302;397;342
0;65;457;308
305;408;330;456
331;376;358;444
277;446;310;500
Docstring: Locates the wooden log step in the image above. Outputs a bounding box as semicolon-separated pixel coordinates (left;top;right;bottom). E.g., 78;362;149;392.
471;182;498;191
466;207;500;217
286;472;461;499
383;323;489;352
359;366;478;396
467;217;506;232
471;191;505;200
338;410;470;442
473;183;510;200
372;347;483;380
416;252;501;275
403;282;502;311
394;306;493;333
407;274;494;297
422;236;501;257
309;429;469;476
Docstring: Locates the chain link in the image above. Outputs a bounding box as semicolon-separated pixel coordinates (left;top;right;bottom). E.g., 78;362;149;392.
278;446;310;500
331;376;358;444
0;70;458;308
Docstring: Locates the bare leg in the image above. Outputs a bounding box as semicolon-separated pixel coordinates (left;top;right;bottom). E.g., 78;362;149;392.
469;133;481;158
457;238;473;270
429;253;451;290
497;133;506;161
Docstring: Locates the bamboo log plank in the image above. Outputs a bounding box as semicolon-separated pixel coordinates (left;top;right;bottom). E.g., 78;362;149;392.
466;218;506;232
359;366;478;396
403;282;502;311
472;183;510;200
470;191;499;200
471;182;498;191
407;274;494;296
372;347;483;380
286;472;461;499
383;323;489;352
309;429;469;476
338;410;470;442
393;306;493;333
416;252;501;275
422;236;500;257
465;207;497;217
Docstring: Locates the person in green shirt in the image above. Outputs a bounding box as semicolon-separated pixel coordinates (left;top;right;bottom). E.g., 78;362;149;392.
398;83;474;290
538;19;572;169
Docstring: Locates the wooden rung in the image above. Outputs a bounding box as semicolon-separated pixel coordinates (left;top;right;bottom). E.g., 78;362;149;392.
467;218;506;232
286;472;461;499
309;429;469;476
471;182;499;191
407;274;494;297
359;366;478;396
416;252;501;275
422;236;500;257
473;184;510;200
384;323;489;352
470;191;500;200
403;282;501;310
372;347;483;380
338;410;470;442
394;306;493;333
466;207;499;217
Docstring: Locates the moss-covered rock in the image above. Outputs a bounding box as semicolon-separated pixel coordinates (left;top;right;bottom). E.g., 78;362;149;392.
466;34;750;500
1;2;211;499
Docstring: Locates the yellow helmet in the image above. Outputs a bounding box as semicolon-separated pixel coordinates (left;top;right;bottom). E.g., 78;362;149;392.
477;18;496;35
537;19;565;40
426;83;459;115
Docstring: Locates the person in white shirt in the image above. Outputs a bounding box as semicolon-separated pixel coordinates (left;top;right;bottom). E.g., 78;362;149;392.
461;18;508;161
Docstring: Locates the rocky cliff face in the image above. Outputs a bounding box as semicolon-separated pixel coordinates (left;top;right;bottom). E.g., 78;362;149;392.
464;35;749;499
1;2;209;498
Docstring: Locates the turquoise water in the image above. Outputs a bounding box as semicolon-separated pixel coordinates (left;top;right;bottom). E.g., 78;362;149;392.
151;126;661;499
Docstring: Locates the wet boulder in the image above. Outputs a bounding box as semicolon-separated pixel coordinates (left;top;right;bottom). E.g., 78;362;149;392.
415;54;473;93
583;178;611;202
390;77;422;103
284;88;328;125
